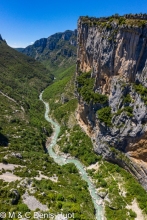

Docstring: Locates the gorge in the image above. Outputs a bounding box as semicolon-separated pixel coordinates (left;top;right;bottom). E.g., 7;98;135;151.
1;13;147;219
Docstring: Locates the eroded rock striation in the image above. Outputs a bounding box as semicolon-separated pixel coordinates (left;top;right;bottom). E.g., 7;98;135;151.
76;15;147;190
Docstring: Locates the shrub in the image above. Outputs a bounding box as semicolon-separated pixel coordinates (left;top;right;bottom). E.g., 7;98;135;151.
124;106;133;117
68;194;76;202
115;106;133;117
2;158;8;164
134;83;147;105
100;180;107;187
17;204;30;213
57;194;64;201
97;106;112;127
77;72;108;104
63;164;78;174
119;17;126;25
123;94;132;104
129;210;137;218
56;202;62;209
59;125;99;166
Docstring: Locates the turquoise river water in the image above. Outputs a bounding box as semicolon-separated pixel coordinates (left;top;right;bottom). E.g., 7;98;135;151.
39;91;104;220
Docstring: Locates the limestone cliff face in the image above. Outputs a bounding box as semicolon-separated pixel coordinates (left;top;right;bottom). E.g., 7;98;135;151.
76;15;147;190
77;16;147;92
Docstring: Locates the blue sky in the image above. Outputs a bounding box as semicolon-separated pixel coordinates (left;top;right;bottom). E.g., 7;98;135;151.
0;0;147;48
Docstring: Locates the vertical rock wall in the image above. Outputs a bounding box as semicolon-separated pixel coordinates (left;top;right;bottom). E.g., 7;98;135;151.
76;15;147;190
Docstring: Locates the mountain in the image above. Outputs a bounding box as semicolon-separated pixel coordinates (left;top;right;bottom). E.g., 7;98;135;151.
76;14;147;190
20;30;77;73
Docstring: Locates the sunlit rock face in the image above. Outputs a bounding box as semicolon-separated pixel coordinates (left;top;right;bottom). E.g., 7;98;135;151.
76;15;147;190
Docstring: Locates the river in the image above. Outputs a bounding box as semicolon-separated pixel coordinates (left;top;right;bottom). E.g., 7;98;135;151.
39;91;104;220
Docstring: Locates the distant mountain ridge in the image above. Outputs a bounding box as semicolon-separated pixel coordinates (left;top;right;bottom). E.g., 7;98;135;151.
15;48;24;52
20;30;77;71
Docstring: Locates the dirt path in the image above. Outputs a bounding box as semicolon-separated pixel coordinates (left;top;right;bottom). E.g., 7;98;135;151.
0;90;17;103
0;90;25;111
127;199;146;220
87;162;99;171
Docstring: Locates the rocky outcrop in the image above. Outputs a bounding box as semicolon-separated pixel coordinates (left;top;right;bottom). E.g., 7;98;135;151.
10;189;20;205
76;15;147;190
0;34;6;43
0;34;3;41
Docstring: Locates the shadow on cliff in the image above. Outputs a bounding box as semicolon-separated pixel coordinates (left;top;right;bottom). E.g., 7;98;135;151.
0;132;9;146
137;36;147;73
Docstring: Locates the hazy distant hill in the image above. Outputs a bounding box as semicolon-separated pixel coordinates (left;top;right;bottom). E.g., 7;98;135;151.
15;47;24;52
19;30;77;72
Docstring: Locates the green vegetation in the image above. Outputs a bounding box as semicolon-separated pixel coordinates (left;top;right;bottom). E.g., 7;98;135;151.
81;15;147;29
0;40;54;153
134;83;147;105
43;65;75;99
88;160;147;219
125;19;147;27
115;106;133;117
77;71;108;104
53;98;77;123
32;165;95;219
97;106;112;127
59;125;100;166
124;106;133;117
0;151;95;219
0;94;53;153
43;65;77;125
123;94;132;104
43;66;99;166
0;41;53;103
118;17;126;25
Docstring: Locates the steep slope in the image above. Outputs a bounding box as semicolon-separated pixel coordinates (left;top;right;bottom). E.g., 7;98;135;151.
0;37;54;152
0;38;96;220
76;14;147;190
20;30;77;73
0;38;53;101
